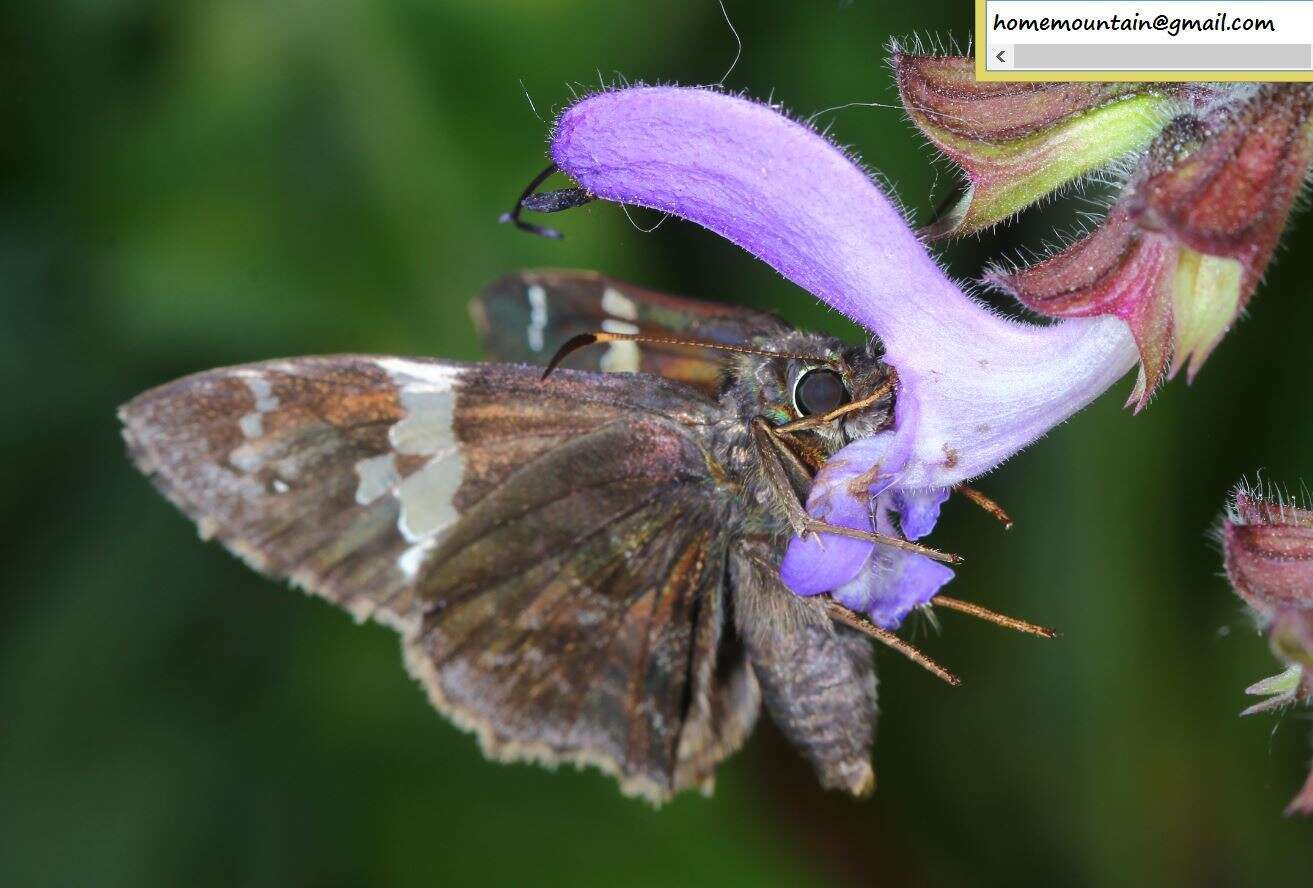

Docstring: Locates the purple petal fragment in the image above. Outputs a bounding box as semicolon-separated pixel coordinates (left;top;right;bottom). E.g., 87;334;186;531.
892;487;951;541
778;433;954;629
779;435;909;596
779;533;871;598
552;86;1138;490
832;505;955;630
836;552;956;631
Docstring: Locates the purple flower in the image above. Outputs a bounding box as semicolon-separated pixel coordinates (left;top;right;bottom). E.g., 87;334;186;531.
548;86;1139;624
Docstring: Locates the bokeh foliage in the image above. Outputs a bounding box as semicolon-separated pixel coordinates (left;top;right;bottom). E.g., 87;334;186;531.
3;1;1311;885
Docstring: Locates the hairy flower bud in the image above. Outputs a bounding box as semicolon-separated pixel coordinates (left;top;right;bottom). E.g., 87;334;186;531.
896;53;1313;410
1226;489;1313;614
893;52;1190;237
989;87;1313;409
1221;483;1313;815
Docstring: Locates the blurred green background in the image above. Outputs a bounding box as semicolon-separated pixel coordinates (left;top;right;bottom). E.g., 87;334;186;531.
4;1;1311;885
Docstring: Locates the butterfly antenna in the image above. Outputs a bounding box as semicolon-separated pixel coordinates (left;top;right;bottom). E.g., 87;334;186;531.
931;595;1057;639
499;163;594;239
822;598;962;686
541;331;837;380
953;484;1014;529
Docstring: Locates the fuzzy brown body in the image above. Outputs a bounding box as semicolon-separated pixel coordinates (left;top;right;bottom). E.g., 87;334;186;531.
121;270;895;802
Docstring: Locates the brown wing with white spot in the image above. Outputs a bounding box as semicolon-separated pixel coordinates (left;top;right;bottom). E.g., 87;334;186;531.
121;355;759;800
122;356;432;630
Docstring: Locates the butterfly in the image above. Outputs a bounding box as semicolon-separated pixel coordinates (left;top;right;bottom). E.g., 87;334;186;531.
121;268;1041;803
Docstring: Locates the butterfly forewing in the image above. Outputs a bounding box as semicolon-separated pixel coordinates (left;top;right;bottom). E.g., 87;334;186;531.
471;269;789;394
121;356;430;629
121;355;757;800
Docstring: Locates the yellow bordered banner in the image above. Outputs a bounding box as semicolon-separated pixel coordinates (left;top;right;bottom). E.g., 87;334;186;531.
975;0;1313;81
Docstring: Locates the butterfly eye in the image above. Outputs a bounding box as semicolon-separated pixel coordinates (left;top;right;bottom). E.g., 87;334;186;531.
793;368;849;417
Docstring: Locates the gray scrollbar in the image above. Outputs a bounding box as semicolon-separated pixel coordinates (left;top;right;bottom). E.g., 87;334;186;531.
1012;42;1311;69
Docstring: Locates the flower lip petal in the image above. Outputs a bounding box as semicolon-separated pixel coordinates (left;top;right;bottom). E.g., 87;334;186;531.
778;434;910;596
850;553;956;630
779;533;872;598
777;429;956;622
832;501;955;629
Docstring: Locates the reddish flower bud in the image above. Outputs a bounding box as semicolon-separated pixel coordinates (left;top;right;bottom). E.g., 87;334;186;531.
984;207;1175;411
1224;488;1313;615
988;86;1313;410
1288;760;1313;817
893;52;1191;237
1222;483;1313;815
895;55;1310;409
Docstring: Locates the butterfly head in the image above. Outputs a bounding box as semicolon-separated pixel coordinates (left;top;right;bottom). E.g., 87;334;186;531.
725;332;895;467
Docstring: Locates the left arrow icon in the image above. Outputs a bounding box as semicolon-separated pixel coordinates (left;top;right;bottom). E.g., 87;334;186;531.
995;50;1006;63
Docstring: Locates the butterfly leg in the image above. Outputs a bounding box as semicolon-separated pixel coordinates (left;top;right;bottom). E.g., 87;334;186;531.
930;595;1057;638
952;483;1015;529
800;519;963;564
747;417;816;533
820;598;962;686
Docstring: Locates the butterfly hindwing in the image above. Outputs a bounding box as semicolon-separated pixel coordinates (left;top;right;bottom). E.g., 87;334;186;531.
121;355;758;800
471;269;790;394
407;418;752;798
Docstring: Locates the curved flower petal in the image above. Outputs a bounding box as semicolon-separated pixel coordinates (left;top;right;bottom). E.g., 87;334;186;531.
779;526;869;597
836;550;956;630
551;86;1139;490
